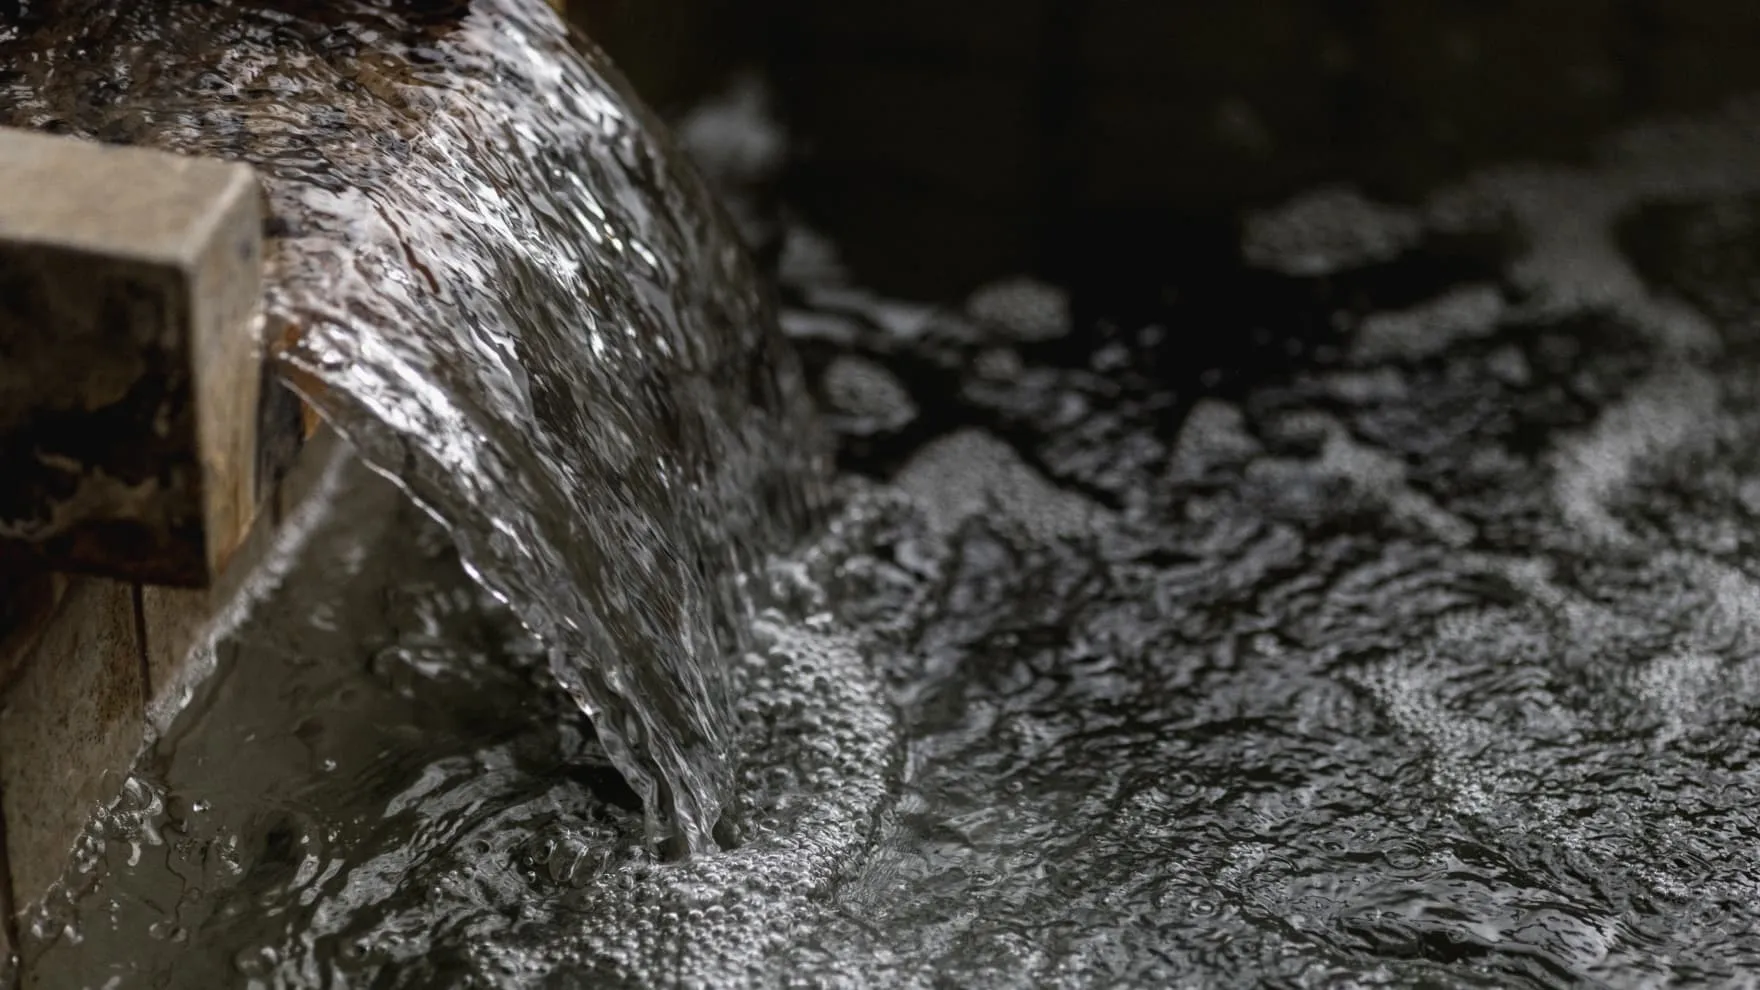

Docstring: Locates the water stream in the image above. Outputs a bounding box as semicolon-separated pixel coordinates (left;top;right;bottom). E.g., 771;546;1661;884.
0;0;828;856
14;2;1760;988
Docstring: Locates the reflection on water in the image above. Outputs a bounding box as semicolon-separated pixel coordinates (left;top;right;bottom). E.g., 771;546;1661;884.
28;85;1760;987
0;0;829;855
18;4;1760;988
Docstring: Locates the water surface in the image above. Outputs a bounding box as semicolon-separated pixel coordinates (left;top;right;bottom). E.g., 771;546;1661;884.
20;9;1760;990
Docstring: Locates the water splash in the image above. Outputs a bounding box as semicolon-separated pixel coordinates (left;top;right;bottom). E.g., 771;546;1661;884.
22;7;1760;988
0;0;829;853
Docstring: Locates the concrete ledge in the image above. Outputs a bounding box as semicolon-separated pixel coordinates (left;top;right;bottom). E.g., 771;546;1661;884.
0;796;13;989
0;580;143;915
0;424;344;932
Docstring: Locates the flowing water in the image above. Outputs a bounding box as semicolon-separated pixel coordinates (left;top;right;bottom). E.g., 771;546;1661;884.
16;3;1760;988
0;0;828;855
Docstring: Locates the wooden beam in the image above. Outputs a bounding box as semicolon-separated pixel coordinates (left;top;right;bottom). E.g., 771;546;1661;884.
0;128;266;588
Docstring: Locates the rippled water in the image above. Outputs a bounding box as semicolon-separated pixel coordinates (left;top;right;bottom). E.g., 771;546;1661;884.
19;3;1760;988
0;0;828;854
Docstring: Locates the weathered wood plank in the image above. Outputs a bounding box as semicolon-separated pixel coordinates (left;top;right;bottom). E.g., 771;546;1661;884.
0;128;265;588
0;578;144;916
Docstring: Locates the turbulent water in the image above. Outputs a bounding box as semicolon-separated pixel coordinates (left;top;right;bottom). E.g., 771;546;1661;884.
18;3;1760;988
0;0;828;854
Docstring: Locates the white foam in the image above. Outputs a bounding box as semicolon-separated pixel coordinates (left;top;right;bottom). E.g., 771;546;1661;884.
895;429;1108;540
1549;367;1718;547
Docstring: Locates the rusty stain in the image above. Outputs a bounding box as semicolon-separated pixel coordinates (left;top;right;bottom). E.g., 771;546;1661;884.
275;364;332;441
265;320;328;442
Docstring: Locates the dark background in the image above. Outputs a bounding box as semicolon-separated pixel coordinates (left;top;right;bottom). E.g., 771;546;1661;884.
569;1;1760;299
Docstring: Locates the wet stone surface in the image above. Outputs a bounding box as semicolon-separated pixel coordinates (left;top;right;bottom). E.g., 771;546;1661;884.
23;21;1760;990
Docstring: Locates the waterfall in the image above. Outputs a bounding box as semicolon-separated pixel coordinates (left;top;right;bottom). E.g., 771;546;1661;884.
0;0;829;855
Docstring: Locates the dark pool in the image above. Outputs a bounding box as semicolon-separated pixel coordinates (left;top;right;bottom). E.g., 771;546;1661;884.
23;4;1760;988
